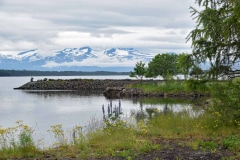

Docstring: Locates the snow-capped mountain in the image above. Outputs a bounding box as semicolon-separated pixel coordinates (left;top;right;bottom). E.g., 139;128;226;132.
0;47;154;72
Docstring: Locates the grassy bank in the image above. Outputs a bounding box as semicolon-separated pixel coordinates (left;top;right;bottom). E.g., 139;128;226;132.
0;79;240;159
130;79;217;94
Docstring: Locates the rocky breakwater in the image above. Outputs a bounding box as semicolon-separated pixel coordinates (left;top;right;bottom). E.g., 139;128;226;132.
14;78;209;99
14;78;140;92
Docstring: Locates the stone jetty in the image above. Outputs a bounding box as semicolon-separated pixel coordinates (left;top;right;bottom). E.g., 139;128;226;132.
14;78;208;98
14;78;141;90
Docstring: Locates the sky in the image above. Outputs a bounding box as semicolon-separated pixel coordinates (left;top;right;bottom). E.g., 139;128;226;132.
0;0;197;57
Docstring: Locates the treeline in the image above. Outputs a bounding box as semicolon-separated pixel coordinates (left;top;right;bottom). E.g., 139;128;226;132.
130;0;239;82
0;69;130;77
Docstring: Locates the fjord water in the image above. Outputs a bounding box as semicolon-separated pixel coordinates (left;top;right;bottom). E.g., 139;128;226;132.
0;76;202;146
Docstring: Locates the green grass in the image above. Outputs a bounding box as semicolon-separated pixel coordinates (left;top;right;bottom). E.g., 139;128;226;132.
147;111;203;138
130;79;226;94
0;120;44;159
132;80;188;93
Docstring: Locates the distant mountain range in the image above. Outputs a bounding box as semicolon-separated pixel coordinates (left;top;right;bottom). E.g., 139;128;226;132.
0;47;154;72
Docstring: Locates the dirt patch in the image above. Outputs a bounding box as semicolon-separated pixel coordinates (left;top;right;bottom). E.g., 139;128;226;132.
94;138;233;160
132;138;233;160
33;138;234;160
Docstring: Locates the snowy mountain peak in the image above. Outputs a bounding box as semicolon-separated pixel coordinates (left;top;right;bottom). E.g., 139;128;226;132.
18;49;37;56
104;48;141;57
0;47;155;71
15;49;42;62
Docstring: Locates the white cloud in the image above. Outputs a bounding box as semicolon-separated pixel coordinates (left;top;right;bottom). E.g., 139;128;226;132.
0;40;37;55
42;58;141;68
0;0;196;57
50;27;192;53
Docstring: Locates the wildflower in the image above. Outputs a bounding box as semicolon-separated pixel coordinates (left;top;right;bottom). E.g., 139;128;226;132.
74;125;82;130
15;120;23;124
23;125;29;129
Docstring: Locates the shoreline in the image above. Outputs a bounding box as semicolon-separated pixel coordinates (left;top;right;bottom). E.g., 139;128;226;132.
14;78;209;98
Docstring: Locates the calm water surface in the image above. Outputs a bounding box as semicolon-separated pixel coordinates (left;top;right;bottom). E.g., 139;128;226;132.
0;76;202;146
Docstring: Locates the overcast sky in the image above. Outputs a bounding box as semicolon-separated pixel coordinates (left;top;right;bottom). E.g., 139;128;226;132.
0;0;197;56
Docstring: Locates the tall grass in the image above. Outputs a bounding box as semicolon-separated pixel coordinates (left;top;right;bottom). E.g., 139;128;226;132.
44;112;157;159
147;111;204;138
0;120;42;159
132;80;187;93
208;78;240;128
87;119;150;158
1;109;239;159
131;79;226;94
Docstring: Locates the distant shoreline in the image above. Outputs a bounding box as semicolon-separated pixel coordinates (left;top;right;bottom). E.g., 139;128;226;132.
0;69;130;77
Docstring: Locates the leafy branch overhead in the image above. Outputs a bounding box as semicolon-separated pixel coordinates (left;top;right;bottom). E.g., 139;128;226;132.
187;0;240;79
133;0;240;81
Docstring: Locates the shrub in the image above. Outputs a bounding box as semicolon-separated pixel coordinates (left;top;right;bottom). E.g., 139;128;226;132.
199;141;218;152
222;135;240;152
0;120;37;158
207;78;240;128
185;79;208;92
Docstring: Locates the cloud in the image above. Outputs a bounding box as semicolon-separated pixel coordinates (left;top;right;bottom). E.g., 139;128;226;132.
0;0;196;57
42;57;142;68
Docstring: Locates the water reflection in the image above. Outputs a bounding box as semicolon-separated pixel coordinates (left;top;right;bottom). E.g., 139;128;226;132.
22;90;103;97
22;90;205;120
14;91;205;147
100;97;205;124
130;102;204;122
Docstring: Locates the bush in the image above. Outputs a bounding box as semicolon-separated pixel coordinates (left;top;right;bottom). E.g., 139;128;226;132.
207;78;240;128
0;120;37;158
199;141;218;152
222;135;240;152
185;79;208;92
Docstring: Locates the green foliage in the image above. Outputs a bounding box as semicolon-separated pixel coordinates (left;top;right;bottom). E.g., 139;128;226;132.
207;78;240;128
130;61;146;83
187;0;240;79
189;65;204;79
222;135;240;152
199;141;218;152
185;79;208;92
87;117;153;158
0;120;39;158
48;124;66;147
177;53;194;80
131;81;188;93
207;65;231;80
118;149;135;159
146;53;178;80
19;130;34;149
147;111;200;137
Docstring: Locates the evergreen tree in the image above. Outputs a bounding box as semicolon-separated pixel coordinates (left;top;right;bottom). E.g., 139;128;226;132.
187;0;240;79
